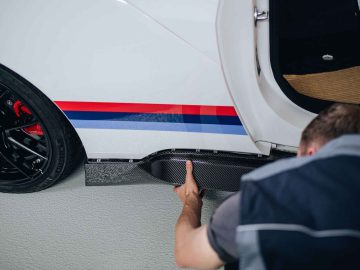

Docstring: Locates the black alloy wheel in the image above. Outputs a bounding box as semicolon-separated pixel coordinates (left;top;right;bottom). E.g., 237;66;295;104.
0;86;50;184
0;64;84;193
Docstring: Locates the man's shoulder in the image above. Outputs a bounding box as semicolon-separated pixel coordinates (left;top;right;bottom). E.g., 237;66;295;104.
242;134;360;182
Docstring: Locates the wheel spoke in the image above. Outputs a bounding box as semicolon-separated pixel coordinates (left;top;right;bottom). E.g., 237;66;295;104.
11;130;48;153
4;120;38;132
0;89;9;100
0;149;33;179
7;136;48;160
0;110;6;122
0;157;13;170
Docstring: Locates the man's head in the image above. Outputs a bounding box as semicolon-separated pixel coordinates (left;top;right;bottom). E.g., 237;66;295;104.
298;103;360;156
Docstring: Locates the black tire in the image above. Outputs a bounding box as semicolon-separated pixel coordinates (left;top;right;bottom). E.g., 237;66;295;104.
0;64;84;193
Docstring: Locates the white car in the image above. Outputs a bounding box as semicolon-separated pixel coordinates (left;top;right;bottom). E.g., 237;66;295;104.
0;0;359;192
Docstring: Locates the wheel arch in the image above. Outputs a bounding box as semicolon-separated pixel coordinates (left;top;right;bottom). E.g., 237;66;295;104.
0;62;87;158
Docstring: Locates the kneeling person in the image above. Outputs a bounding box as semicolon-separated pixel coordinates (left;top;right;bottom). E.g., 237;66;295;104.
174;103;360;270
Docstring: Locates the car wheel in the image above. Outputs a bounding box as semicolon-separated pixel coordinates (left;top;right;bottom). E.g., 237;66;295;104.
0;65;84;193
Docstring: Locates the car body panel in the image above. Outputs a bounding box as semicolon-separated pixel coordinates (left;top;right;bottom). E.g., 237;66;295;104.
126;0;221;63
0;0;272;159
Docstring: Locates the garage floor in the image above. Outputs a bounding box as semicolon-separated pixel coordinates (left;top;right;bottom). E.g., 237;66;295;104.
0;164;230;270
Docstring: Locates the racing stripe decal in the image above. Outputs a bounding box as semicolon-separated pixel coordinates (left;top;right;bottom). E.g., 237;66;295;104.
55;101;237;116
55;101;246;135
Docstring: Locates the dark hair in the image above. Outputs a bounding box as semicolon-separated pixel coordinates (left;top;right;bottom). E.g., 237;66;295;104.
300;103;360;153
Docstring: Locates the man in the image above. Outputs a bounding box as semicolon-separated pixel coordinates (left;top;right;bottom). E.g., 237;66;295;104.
173;103;360;270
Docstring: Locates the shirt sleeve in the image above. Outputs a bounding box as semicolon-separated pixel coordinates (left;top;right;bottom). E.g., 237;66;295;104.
207;192;241;263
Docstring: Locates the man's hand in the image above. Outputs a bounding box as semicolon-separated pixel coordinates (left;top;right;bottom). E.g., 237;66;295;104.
173;160;201;204
174;160;223;270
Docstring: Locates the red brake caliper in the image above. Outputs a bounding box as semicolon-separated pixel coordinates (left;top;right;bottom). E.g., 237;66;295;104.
13;100;44;136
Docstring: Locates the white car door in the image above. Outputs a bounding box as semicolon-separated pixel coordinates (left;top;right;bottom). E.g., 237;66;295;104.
216;0;316;152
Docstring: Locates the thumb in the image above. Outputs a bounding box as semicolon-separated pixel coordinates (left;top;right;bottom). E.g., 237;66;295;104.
185;160;193;177
185;160;196;185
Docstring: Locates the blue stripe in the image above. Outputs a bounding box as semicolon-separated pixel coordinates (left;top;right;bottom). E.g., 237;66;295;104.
70;120;247;135
64;111;242;125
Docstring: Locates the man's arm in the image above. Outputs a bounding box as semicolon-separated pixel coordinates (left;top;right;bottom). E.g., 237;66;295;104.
174;161;224;270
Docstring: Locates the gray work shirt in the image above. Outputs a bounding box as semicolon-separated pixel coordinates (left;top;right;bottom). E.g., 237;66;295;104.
207;192;240;263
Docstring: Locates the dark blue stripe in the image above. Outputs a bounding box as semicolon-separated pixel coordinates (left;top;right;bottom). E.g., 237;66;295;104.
70;120;247;135
64;111;242;126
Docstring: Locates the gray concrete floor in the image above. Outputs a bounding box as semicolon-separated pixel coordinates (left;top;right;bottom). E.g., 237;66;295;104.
0;165;230;270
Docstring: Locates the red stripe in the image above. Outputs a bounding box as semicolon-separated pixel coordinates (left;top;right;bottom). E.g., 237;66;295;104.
54;101;238;116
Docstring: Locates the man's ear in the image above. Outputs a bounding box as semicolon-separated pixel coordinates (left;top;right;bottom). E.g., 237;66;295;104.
305;142;322;156
306;147;316;156
297;142;321;157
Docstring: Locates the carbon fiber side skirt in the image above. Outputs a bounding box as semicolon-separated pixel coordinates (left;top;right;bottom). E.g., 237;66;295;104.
85;150;291;192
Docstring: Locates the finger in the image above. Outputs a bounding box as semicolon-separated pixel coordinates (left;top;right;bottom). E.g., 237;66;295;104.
186;160;193;176
185;161;196;185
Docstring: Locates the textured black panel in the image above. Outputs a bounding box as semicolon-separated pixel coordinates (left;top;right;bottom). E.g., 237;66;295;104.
140;150;271;192
86;150;292;192
85;162;157;185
